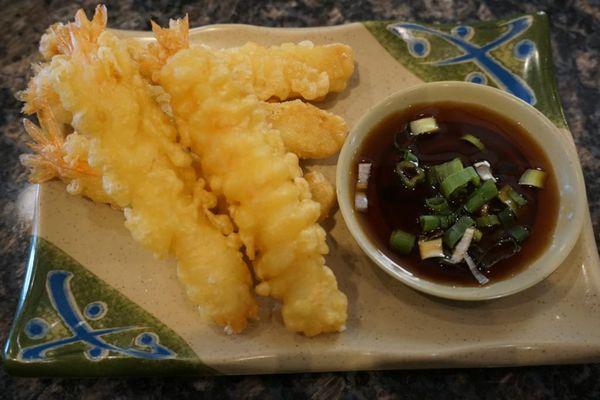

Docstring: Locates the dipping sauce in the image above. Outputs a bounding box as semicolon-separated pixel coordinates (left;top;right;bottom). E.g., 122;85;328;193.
354;102;559;286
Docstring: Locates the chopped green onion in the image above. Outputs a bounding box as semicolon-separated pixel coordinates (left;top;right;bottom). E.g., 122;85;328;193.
497;205;529;242
440;166;481;198
461;134;485;151
420;215;441;232
463;180;498;213
474;161;497;182
519;169;546;188
431;158;463;186
418;238;445;259
476;214;500;228
450;227;475;263
401;149;419;164
356;162;372;190
473;229;483;242
464;253;489;285
390;229;416;255
443;216;475;249
354;192;368;212
510;189;527;207
507;225;530;242
440;213;458;229
498;208;516;227
425;196;450;214
409;117;439;135
395;160;425;188
498;185;527;211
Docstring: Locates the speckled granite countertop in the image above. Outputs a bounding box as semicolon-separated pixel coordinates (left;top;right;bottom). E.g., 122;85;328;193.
1;0;598;398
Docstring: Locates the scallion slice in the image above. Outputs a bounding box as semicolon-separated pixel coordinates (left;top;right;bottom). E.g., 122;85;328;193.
425;196;450;214
440;213;458;229
401;149;419;164
419;238;445;259
409;117;439;135
519;169;546;188
354;192;368;212
395;160;425;188
476;214;500;228
356;162;372;190
498;185;527;211
464;253;489;285
390;229;416;255
473;229;483;242
507;225;530;242
420;215;441;232
440;166;481;198
463;180;498;213
461;134;485;150
431;158;463;186
497;207;529;242
443;216;475;249
450;227;475;263
474;161;497;182
498;208;516;227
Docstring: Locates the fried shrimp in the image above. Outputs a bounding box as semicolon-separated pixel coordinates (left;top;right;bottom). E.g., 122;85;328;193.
129;17;354;102
20;6;355;336
129;18;352;159
20;6;257;333
218;40;354;101
266;100;347;159
153;23;348;336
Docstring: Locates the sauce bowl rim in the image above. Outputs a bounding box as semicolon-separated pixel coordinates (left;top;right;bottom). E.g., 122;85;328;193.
336;81;586;301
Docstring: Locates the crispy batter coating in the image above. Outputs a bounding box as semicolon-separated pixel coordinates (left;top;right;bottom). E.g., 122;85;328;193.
129;21;354;103
305;170;336;221
218;41;354;101
20;7;257;333
266;100;347;159
128;20;352;160
158;43;347;336
22;7;354;336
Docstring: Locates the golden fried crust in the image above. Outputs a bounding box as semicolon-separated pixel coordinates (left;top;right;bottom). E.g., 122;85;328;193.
125;28;355;103
21;8;257;333
266;100;347;159
219;41;354;101
305;170;336;221
159;45;348;336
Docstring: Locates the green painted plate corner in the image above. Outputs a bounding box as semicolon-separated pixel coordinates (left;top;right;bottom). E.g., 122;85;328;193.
362;11;567;127
3;236;213;377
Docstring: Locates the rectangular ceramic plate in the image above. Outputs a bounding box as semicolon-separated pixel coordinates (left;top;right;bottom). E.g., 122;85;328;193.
4;13;600;376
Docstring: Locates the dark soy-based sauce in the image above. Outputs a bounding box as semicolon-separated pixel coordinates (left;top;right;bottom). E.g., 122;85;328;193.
355;102;559;285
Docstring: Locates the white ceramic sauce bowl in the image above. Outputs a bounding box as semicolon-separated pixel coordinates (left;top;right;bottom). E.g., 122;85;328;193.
336;81;586;301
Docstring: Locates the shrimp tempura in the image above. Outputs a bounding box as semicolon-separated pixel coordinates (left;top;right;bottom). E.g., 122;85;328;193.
131;17;354;102
155;31;348;336
129;18;352;159
218;40;354;101
21;6;258;333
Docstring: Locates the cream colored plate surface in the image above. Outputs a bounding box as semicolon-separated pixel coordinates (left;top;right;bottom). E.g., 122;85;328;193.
36;23;600;373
